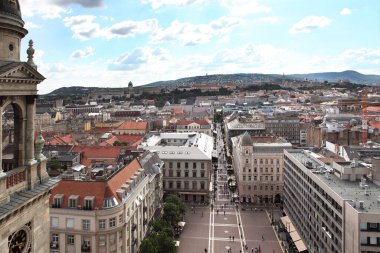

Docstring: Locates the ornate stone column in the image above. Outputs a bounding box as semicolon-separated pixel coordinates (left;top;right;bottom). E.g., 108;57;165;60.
25;95;37;165
0;104;4;176
0;96;5;176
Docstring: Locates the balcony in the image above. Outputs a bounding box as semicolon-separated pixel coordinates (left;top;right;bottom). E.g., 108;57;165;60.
81;245;91;252
50;242;59;249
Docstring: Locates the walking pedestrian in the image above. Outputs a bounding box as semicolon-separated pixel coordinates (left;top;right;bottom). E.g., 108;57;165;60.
229;235;231;241
224;210;226;215
239;222;241;227
233;235;235;241
252;248;254;253
262;235;264;241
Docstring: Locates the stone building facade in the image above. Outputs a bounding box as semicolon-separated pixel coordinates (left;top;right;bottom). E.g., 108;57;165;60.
0;1;58;252
231;132;292;204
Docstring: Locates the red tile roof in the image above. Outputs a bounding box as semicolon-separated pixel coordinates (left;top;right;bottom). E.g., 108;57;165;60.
45;134;75;145
72;146;125;167
369;121;380;130
116;121;148;131
99;135;144;147
49;159;142;209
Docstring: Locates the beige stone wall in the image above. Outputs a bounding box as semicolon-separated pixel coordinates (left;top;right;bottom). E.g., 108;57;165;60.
0;30;21;61
0;194;50;253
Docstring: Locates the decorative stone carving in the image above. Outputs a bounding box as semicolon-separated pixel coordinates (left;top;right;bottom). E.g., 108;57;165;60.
34;129;46;161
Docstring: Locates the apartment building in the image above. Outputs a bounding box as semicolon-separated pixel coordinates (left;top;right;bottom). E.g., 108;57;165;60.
139;132;213;203
231;132;292;204
284;149;380;253
49;152;163;253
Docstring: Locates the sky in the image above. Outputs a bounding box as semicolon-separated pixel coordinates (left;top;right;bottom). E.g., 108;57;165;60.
18;0;380;94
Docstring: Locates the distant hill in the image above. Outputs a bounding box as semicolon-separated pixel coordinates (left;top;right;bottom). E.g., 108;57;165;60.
287;70;380;84
48;86;101;95
142;73;281;88
47;70;380;95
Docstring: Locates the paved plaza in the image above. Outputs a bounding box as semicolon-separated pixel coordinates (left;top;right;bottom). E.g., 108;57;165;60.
178;206;283;253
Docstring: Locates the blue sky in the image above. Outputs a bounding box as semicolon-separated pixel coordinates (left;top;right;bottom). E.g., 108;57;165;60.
19;0;380;94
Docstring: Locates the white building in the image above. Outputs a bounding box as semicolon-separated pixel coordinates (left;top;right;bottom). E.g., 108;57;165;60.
139;132;213;203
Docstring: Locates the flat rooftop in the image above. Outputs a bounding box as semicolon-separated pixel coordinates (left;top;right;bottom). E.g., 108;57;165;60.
288;150;380;213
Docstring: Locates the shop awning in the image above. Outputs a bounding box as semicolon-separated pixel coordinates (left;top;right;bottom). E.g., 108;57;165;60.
280;216;307;252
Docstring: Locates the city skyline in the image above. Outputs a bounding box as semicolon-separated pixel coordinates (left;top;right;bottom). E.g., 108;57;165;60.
19;0;380;94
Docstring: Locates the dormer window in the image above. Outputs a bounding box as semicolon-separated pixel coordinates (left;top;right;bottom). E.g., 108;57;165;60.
69;195;79;208
53;194;63;208
84;196;95;210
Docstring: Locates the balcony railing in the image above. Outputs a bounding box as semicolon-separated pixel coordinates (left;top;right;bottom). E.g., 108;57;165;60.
50;242;59;249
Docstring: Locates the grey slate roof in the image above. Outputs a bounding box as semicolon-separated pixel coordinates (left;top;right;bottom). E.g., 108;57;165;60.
0;178;59;220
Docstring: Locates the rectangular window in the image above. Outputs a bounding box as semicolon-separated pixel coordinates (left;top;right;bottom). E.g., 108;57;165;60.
176;181;181;189
243;176;246;181
246;159;249;164
185;171;189;177
51;233;59;243
109;217;116;228
66;218;74;229
82;219;90;230
68;195;78;208
99;235;106;246
248;176;252;181
201;172;205;178
192;182;197;189
169;170;173;177
185;162;188;168
51;217;59;228
99;219;106;230
200;182;205;190
169;181;173;188
177;170;181;177
184;181;189;189
177;162;181;168
84;196;94;210
201;163;205;169
67;235;75;245
53;195;63;208
192;171;196;177
169;162;173;169
119;214;123;224
193;162;197;169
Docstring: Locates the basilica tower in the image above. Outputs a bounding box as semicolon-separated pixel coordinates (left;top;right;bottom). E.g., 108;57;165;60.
0;1;58;253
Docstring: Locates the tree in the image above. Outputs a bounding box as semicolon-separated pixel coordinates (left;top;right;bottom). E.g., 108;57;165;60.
128;81;133;88
47;159;61;170
113;141;121;146
165;194;186;215
163;202;181;227
140;238;158;253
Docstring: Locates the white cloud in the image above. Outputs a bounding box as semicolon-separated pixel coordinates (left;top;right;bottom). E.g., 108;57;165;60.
109;47;171;70
340;8;352;15
71;47;95;58
104;19;159;39
221;0;271;16
63;15;101;40
289;16;332;34
340;48;380;64
254;16;278;24
63;15;158;40
20;0;104;19
151;16;243;46
141;0;206;9
24;22;40;29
